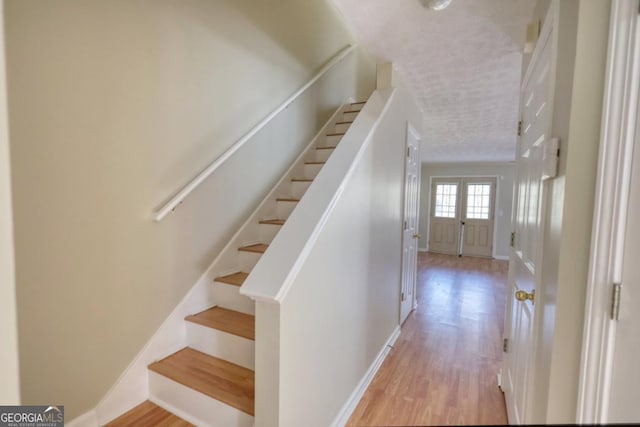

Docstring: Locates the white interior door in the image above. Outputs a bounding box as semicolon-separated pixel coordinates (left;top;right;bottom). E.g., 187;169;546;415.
607;86;640;423
428;178;461;255
503;6;555;424
461;178;496;258
400;124;421;324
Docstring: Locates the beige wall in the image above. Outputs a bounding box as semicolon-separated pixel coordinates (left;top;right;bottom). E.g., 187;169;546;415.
529;0;610;422
418;162;515;258
4;0;374;418
0;0;21;405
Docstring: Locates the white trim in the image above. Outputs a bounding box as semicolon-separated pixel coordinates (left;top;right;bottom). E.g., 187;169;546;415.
330;326;401;427
418;247;428;252
0;0;21;405
577;1;640;423
153;44;357;222
65;410;98;427
494;255;510;261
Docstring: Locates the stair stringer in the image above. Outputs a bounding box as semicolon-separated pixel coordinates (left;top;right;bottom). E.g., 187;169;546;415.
92;101;351;426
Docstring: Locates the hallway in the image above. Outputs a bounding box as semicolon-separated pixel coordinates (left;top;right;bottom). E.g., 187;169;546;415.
347;252;509;426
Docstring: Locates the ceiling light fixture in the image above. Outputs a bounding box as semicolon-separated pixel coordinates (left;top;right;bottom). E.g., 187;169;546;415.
420;0;452;11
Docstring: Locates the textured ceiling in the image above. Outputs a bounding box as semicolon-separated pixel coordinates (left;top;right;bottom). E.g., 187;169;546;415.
333;0;536;162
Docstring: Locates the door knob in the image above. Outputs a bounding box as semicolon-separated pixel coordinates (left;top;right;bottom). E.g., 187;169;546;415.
413;234;421;239
515;290;535;303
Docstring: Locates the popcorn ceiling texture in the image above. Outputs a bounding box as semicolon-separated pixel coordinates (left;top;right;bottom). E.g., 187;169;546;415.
333;0;536;162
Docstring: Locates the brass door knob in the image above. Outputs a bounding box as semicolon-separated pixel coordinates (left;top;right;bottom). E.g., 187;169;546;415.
413;234;421;239
515;290;535;303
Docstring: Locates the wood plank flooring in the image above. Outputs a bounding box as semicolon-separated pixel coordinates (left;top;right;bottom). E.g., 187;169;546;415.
105;401;192;426
347;252;509;426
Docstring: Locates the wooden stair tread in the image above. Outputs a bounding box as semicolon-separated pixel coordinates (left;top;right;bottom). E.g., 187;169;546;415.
326;132;345;136
304;161;325;165
238;243;268;253
291;178;313;182
259;219;285;225
148;348;254;416
344;109;361;114
276;197;300;202
214;271;248;286
316;146;337;150
350;101;366;105
185;307;255;340
105;400;192;427
336;120;353;125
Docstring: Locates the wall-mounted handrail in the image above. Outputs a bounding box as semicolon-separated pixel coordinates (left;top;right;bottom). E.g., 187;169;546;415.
153;44;357;222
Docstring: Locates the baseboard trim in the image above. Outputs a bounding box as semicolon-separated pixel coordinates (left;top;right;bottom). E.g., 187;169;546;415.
418;247;428;252
330;325;401;427
493;255;509;261
66;409;98;427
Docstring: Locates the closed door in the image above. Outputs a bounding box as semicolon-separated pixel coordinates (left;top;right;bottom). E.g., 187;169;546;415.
429;178;462;255
502;6;555;424
607;94;640;422
400;125;421;324
461;178;496;258
429;177;496;257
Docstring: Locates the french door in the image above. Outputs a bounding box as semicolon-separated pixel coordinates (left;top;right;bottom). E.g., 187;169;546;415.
428;177;496;257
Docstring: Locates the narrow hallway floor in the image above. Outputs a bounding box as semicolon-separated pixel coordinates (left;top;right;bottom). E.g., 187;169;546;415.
347;252;509;426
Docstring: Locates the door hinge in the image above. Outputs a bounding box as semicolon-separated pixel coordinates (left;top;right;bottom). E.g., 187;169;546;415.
407;146;411;157
503;338;509;353
611;283;622;321
404;220;408;230
510;232;515;247
517;120;523;137
401;292;406;302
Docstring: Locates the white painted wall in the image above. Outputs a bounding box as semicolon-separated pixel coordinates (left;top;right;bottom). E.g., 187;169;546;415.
247;72;420;426
0;0;21;405
4;0;375;419
418;162;515;258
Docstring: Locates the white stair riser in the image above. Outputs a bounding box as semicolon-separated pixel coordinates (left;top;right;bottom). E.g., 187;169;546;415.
258;223;281;243
211;283;255;315
341;111;358;122
186;322;255;370
324;135;343;146
238;250;262;271
333;122;351;133
314;148;334;163
291;181;312;199
276;200;298;218
149;372;254;427
303;163;323;179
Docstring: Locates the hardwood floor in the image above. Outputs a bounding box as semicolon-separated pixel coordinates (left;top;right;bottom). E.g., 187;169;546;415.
347;252;509;426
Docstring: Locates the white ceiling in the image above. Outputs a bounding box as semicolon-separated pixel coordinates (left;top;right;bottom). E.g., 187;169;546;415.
333;0;536;163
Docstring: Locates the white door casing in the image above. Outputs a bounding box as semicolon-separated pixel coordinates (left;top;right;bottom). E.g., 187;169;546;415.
400;123;421;324
503;3;557;424
578;1;640;423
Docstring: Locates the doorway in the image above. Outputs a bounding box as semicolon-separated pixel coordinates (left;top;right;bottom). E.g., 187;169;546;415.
428;177;497;258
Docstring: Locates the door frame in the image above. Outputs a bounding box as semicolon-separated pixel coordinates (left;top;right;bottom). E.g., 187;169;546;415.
0;0;22;404
577;0;640;422
425;174;501;258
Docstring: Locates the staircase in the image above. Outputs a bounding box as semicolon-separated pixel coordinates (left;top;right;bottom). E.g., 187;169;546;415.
105;101;365;427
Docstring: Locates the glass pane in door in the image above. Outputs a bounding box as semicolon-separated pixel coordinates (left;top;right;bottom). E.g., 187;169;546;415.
434;184;457;218
466;183;491;219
